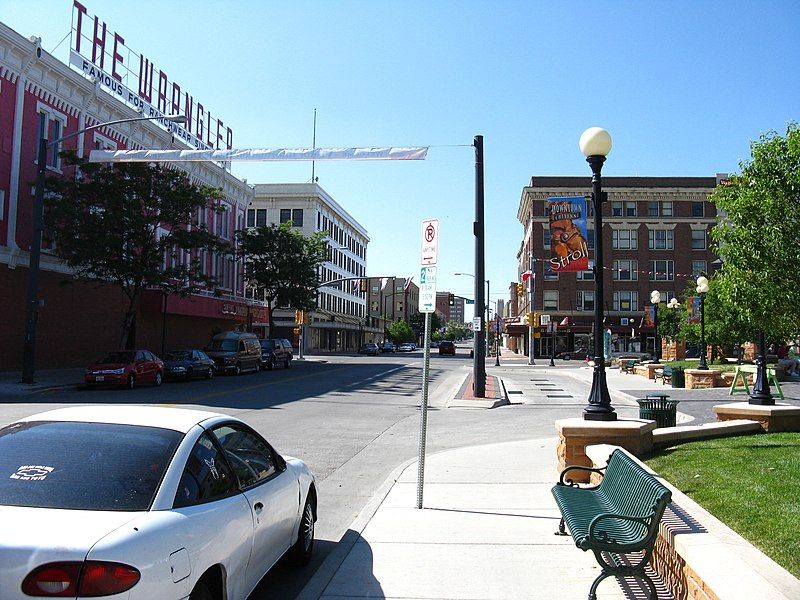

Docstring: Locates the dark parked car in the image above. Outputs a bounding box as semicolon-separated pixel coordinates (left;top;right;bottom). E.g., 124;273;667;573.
359;342;380;356
260;338;294;370
381;342;396;353
84;350;164;389
163;349;215;380
438;341;456;355
555;350;589;361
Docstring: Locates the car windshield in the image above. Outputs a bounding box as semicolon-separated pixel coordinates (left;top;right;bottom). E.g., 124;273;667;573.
96;351;136;364
0;421;183;511
260;340;275;350
165;351;191;360
210;339;238;352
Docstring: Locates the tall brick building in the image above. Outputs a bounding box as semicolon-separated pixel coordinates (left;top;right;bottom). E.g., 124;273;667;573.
512;176;721;358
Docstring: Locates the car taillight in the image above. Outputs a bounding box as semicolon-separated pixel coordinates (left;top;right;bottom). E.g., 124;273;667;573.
22;561;140;597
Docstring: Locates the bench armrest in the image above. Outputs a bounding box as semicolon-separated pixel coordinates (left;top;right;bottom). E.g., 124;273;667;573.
586;513;651;551
557;464;605;488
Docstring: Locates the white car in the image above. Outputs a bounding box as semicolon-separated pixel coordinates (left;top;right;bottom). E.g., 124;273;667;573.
0;406;316;600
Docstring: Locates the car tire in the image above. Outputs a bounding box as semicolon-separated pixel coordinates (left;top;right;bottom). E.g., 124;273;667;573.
188;581;213;600
284;357;291;369
154;371;163;386
205;367;214;380
186;368;193;380
255;361;261;373
126;374;135;390
287;496;315;566
268;357;276;371
563;354;571;361
234;363;241;376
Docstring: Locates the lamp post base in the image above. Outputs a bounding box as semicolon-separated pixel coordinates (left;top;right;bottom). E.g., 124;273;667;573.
583;359;617;421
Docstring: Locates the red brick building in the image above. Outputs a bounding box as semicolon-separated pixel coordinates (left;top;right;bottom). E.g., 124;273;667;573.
513;176;721;358
0;20;256;370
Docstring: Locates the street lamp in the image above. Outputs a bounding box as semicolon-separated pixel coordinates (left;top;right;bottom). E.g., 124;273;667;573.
650;290;661;364
579;127;615;421
750;329;774;405
696;276;709;370
21;113;187;383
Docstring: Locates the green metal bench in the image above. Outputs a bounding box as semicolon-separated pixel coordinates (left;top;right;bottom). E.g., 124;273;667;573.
620;359;637;374
653;365;673;385
551;449;672;599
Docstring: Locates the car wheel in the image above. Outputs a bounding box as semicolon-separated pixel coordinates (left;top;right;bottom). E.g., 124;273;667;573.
563;354;571;361
188;581;213;600
288;496;315;566
154;371;163;386
126;374;135;390
234;363;241;376
186;368;193;380
284;357;291;369
254;361;261;373
268;357;275;371
205;367;214;379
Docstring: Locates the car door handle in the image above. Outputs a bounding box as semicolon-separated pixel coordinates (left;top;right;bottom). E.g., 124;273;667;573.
253;502;263;513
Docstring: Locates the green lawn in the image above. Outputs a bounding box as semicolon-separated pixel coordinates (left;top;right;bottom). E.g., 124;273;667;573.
646;433;800;577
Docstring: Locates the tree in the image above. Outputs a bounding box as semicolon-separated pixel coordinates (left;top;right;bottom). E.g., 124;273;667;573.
387;319;414;343
710;123;800;342
237;223;327;333
44;154;230;349
408;310;443;340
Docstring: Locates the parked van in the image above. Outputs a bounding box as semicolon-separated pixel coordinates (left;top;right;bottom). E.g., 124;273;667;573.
206;331;261;375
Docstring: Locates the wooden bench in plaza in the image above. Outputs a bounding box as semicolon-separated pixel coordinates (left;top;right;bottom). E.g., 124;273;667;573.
619;359;637;374
551;449;672;600
653;364;673;385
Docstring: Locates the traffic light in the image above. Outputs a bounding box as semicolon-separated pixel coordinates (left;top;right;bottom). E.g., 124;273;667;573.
526;312;539;327
294;310;303;324
360;278;368;293
448;293;455;306
516;283;524;297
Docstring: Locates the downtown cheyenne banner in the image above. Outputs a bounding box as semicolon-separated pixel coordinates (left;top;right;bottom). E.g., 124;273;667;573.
548;196;589;272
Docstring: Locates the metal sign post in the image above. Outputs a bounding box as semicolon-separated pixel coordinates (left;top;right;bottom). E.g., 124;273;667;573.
417;218;439;509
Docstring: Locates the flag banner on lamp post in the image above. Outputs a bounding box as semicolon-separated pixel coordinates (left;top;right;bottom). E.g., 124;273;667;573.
548;196;589;272
88;146;429;163
687;296;701;324
643;305;656;328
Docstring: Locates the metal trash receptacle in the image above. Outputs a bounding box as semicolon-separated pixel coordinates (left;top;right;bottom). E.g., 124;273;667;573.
637;395;679;428
671;366;685;388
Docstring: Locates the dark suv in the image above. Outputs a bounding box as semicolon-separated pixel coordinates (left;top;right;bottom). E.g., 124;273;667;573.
259;338;294;370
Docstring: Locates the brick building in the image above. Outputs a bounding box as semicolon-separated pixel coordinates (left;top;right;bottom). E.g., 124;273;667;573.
513;176;721;358
0;19;255;370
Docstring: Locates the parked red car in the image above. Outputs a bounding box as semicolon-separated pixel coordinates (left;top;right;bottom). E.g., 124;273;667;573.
84;350;164;389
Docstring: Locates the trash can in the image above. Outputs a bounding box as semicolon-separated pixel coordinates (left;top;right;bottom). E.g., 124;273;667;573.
637;395;679;428
671;366;685;388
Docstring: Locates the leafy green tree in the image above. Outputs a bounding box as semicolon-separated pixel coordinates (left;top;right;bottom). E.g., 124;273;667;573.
387;319;414;343
237;223;327;333
445;320;470;341
44;154;229;349
710;123;800;342
408;310;442;340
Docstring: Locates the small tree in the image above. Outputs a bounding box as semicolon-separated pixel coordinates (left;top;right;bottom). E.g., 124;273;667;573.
408;310;442;340
44;154;230;349
237;223;327;333
387;319;414;343
710;123;800;343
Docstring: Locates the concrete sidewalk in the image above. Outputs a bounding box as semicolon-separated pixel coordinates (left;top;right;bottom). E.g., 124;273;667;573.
299;437;667;600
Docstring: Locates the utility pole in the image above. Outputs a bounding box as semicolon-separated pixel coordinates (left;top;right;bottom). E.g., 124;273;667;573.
473;135;486;397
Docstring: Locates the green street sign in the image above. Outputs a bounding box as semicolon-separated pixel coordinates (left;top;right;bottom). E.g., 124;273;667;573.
465;299;474;305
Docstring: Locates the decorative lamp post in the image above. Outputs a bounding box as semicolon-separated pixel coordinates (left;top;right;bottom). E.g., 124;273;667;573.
749;329;774;405
650;290;661;364
579;127;615;421
696;276;709;370
21;113;187;384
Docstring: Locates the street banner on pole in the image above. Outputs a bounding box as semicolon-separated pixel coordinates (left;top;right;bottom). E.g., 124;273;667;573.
687;296;701;324
548;196;589;273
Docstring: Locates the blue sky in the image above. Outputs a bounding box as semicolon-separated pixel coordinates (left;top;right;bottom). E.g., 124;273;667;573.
3;1;798;319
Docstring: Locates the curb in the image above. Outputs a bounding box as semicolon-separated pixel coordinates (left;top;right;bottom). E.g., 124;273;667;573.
446;373;509;409
295;455;419;600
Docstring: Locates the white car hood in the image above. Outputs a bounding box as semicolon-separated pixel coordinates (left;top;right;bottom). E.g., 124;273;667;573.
0;506;138;595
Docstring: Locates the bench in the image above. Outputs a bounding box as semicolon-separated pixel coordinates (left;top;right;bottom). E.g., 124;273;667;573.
620;359;637;374
551;449;672;599
653;365;673;385
729;364;784;399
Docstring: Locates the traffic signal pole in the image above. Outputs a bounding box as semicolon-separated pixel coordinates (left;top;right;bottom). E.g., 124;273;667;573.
473;135;486;397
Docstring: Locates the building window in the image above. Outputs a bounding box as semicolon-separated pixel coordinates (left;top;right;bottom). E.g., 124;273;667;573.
613;291;638;311
662;202;673;217
587;229;595;249
649;260;674;281
246;208;267;228
692;202;705;217
217;204;230;239
280;209;291;224
577;260;595;280
543;290;558;310
612;259;638;280
647;201;659;217
625;201;637;217
611;201;623;217
648;229;674;250
292;208;304;227
577;290;595;311
691;229;706;250
543;229;551;249
543;264;559;281
612;229;637;250
38;110;65;170
692;260;707;278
